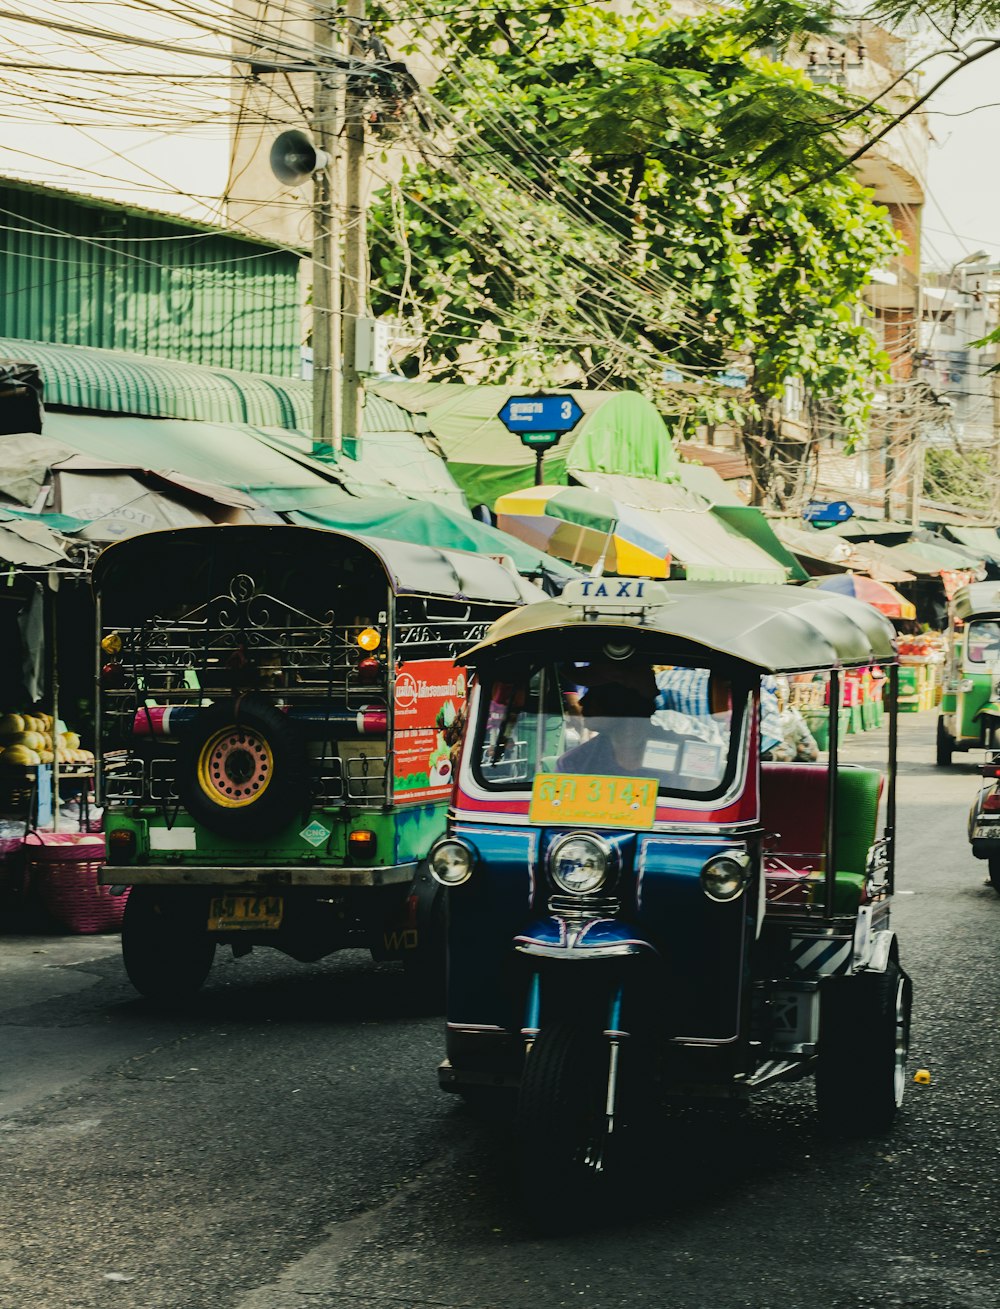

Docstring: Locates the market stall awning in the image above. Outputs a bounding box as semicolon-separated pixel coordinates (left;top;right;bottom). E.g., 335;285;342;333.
849;540;941;578
287;496;580;587
0;432;282;544
0;511;68;566
945;525;1000;563
803;574;916;620
40;412;351;512
770;520;855;568
902;537;986;571
0;336;310;430
570;470;789;582
367;379;681;507
495;484;673;577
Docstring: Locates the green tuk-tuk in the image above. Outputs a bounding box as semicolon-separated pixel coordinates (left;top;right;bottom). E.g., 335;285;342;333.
937;582;1000;765
93;526;537;1003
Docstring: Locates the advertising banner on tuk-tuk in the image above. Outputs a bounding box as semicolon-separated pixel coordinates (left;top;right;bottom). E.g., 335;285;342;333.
393;658;468;803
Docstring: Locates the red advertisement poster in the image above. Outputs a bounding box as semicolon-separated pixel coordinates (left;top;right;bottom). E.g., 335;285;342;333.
393;659;468;803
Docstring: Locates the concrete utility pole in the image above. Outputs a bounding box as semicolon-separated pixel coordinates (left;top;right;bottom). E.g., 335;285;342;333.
341;0;367;459
312;3;342;456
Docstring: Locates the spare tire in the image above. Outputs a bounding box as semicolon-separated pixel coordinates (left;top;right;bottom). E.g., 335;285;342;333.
176;694;309;840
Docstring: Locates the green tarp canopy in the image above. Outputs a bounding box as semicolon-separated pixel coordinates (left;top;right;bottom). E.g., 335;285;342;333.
945;525;1000;561
367;380;681;507
945;526;1000;563
287;497;580;584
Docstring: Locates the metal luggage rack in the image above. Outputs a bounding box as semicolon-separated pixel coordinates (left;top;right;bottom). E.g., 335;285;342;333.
102;750;389;809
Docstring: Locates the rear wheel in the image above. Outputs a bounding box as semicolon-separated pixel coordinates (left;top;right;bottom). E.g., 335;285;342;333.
816;962;911;1135
936;717;953;767
515;1024;612;1230
988;858;1000;895
121;888;216;1007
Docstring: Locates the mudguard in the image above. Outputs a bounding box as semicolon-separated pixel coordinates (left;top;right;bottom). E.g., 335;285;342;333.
514;916;658;960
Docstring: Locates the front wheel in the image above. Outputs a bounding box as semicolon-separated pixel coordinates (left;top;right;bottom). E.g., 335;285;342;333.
515;1023;613;1230
988;858;1000;895
936;717;954;767
121;888;216;1007
816;962;912;1136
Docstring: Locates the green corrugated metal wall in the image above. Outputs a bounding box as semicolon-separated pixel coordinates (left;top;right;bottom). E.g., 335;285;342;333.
0;184;301;377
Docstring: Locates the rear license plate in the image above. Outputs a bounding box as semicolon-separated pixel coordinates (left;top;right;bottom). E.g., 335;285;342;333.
208;894;283;931
974;825;1000;841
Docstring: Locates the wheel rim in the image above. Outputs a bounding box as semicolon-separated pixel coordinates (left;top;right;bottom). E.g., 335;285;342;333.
892;975;910;1107
197;725;273;808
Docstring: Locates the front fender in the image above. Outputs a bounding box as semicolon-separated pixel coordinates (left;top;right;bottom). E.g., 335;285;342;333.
514;916;658;961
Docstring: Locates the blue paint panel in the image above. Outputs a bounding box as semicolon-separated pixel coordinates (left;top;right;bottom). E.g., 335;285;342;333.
446;825;536;1027
446;826;752;1044
637;838;751;1040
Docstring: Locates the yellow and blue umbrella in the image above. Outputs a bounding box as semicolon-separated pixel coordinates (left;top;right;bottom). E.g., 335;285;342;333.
494;485;671;578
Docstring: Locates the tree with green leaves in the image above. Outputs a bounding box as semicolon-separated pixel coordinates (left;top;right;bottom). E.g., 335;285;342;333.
368;0;901;505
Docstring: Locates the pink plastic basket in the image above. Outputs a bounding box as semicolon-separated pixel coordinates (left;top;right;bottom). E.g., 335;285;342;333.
27;833;128;934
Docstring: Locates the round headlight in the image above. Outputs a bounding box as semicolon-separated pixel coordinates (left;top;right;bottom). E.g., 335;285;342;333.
549;833;610;895
429;839;475;887
700;853;751;902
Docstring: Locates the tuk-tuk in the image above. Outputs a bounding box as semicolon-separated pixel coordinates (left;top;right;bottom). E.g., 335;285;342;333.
938;582;1000;765
93;526;536;1003
429;576;910;1224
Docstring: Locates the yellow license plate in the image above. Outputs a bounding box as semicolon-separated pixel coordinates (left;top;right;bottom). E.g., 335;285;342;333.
529;773;657;829
207;894;284;931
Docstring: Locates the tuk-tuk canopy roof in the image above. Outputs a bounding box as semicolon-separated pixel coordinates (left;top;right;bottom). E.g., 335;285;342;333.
952;581;1000;623
461;579;897;672
91;525;543;608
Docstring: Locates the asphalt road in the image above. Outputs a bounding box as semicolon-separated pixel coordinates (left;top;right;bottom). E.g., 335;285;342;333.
2;714;998;1309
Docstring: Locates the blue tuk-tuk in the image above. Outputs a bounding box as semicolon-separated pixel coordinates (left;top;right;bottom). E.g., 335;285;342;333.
428;577;911;1224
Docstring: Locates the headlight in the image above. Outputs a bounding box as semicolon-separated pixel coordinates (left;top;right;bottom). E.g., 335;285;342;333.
700;852;751;902
960;679;975;693
429;838;476;887
549;833;610;895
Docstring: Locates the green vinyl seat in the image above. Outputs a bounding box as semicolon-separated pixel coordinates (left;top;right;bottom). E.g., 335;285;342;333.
761;763;883;913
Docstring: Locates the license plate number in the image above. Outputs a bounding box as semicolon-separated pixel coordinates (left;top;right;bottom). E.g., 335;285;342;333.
208;894;283;931
974;825;1000;841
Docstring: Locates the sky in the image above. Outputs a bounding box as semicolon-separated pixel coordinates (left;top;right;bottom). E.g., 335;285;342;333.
922;44;1000;269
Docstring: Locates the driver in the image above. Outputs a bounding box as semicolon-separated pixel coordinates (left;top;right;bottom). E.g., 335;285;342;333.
555;681;656;776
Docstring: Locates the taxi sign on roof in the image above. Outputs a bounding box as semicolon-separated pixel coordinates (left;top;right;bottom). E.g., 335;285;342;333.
558;577;672;607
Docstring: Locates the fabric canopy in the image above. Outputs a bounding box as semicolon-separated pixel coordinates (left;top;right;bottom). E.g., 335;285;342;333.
367;380;681;507
803;574;916;620
0;512;68;566
287;496;579;584
946;525;1000;563
571;470;789;582
495;484;673;578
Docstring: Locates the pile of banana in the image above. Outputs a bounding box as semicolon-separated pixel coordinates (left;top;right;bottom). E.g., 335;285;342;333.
0;713;95;768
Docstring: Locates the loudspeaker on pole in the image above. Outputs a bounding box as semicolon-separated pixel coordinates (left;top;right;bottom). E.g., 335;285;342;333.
269;130;332;186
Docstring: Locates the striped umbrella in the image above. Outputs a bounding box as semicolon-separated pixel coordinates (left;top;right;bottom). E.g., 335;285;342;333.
804;573;916;619
494;485;672;577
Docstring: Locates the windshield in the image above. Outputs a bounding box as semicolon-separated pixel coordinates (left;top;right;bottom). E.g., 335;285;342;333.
967;620;1000;667
473;658;742;799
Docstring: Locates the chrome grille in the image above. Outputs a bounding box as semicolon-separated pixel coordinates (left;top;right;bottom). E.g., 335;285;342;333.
547;894;620;920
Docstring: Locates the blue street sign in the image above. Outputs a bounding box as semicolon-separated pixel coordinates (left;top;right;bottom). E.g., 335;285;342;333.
717;368;749;389
803;500;854;525
498;394;585;435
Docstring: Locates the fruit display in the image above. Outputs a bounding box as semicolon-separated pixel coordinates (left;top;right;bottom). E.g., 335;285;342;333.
0;712;95;768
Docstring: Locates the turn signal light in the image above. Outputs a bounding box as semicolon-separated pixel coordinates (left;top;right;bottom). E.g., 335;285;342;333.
107;827;137;865
357;627;381;652
348;829;377;860
983;793;1000;812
